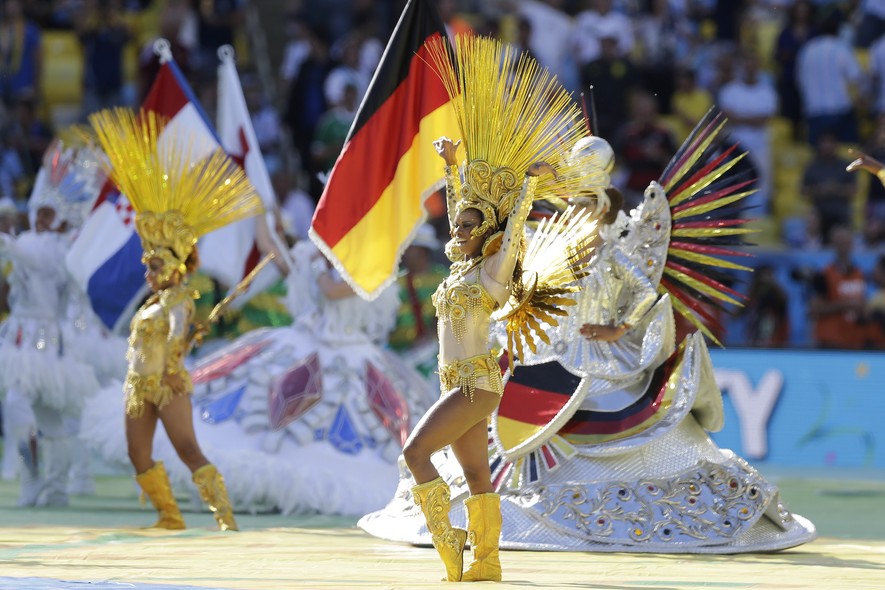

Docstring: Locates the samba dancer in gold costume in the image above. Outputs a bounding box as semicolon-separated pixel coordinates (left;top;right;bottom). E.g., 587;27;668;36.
86;109;263;531
401;36;604;582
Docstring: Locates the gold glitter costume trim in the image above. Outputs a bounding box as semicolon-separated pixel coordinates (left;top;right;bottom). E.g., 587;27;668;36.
124;373;173;419
432;260;497;343
438;352;503;401
124;285;194;419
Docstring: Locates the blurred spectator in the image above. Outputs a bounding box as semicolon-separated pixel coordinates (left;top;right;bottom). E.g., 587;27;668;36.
783;208;824;251
718;52;777;214
511;16;537;63
670;66;713;141
242;73;281;157
439;0;473;42
138;0;192;103
325;35;367;106
0;128;25;198
572;0;634;68
6;97;52;178
354;17;383;85
300;0;351;44
615;89;677;208
801;131;856;244
866;253;885;346
710;0;747;43
388;223;447;352
472;12;500;39
195;70;217;125
580;33;638;140
274;169;314;242
0;196;13;320
0;0;43;106
796;9;863;146
867;30;885;117
76;0;132;117
518;0;575;88
0;190;18;319
192;0;244;77
743;264;790;347
701;41;738;98
348;0;381;38
311;81;357;177
0;196;16;235
775;0;814;140
855;0;885;48
284;28;330;187
634;0;692;114
809;226;870;349
25;0;84;29
280;12;311;87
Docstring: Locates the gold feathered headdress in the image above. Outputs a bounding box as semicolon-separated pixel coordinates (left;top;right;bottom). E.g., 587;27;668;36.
427;36;607;367
426;35;606;228
86;108;263;279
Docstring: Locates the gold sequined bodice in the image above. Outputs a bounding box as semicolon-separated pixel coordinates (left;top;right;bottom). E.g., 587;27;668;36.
128;296;170;377
433;260;499;366
124;284;194;417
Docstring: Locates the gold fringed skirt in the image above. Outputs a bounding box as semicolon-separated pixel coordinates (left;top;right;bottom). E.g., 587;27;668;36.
437;352;503;401
123;373;192;419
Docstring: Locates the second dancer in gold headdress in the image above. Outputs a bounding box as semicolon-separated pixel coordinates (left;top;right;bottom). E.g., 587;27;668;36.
86;108;263;531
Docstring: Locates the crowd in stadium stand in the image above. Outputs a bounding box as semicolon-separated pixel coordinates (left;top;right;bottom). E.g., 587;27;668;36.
2;0;885;348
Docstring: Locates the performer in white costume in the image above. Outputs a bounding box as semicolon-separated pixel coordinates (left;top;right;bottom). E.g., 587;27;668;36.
57;145;128;497
0;143;101;506
61;276;128;496
83;236;438;516
360;111;817;553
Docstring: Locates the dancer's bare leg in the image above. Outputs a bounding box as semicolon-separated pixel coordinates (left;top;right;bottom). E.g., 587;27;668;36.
403;388;499;485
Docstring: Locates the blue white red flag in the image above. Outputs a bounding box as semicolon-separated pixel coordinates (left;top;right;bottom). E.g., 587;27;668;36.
66;57;217;330
65;184;146;331
67;51;270;328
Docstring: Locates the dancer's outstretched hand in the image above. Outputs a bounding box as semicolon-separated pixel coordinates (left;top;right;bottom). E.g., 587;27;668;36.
433;137;461;166
527;161;557;178
580;322;628;342
847;150;885;176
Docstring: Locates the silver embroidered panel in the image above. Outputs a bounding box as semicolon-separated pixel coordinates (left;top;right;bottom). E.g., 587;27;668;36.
358;421;817;553
528;459;777;547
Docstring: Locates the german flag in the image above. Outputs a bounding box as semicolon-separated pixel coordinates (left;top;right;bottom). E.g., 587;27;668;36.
309;0;458;299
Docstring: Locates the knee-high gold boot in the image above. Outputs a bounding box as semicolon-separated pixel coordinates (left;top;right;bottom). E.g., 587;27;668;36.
192;464;239;531
135;461;186;530
412;476;468;582
461;493;502;582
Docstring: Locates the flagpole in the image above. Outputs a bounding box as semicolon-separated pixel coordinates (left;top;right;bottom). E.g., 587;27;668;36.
207;252;277;324
153;39;173;64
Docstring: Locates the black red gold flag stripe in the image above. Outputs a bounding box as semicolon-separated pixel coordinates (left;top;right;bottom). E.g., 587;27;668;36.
309;0;458;298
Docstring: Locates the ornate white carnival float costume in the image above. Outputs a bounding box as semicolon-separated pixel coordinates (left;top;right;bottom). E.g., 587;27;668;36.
360;111;817;553
0;142;103;505
83;239;437;515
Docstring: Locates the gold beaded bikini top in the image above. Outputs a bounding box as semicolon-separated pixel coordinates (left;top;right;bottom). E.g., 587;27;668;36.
433;258;497;342
127;285;194;367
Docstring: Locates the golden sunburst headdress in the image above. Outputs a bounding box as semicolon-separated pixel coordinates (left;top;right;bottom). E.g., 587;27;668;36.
426;35;606;234
86;108;263;281
427;35;610;366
